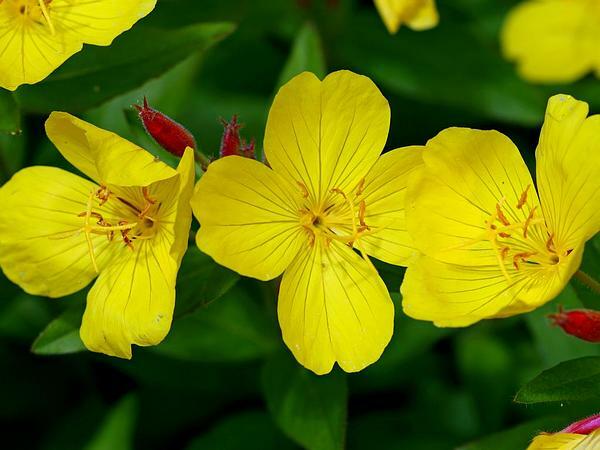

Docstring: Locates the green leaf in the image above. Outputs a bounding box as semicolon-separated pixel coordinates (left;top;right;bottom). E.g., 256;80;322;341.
84;395;138;450
0;90;20;134
31;301;86;355
154;284;278;362
458;416;565;450
262;353;347;450
515;356;600;404
185;411;295;450
277;22;326;88
15;22;235;113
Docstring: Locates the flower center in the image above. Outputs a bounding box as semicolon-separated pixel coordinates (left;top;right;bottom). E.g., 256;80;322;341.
50;185;163;273
456;185;573;284
297;178;382;268
4;0;55;33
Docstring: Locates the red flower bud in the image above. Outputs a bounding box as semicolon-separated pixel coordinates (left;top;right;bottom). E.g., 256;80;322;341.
219;116;256;160
134;97;197;157
549;307;600;343
561;413;600;435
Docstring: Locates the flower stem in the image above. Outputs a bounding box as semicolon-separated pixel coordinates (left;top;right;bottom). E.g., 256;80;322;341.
574;270;600;295
194;149;211;172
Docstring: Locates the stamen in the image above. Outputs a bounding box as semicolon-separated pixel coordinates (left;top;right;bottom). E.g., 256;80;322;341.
355;178;366;197
96;186;110;205
298;181;309;198
546;233;555;253
517;184;530;209
523;206;537;238
331;188;358;239
496;202;510;226
513;252;537;270
500;246;510;259
37;0;55;35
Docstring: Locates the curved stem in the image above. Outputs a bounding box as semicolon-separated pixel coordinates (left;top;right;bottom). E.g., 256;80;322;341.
574;270;600;295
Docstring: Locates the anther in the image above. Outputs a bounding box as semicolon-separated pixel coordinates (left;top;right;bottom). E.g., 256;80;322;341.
298;181;309;198
546;233;556;253
523;206;537;238
96;186;111;205
355;178;366;197
500;246;510;259
496;203;510;226
517;184;530;209
513;252;537;270
498;232;511;238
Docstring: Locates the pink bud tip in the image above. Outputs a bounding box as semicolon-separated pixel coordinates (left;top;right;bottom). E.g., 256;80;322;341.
561;413;600;435
135;97;197;157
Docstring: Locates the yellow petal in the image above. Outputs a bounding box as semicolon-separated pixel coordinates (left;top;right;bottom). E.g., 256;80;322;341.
527;430;600;450
401;248;582;326
359;145;423;265
536;95;600;251
193;156;305;281
278;238;394;374
45;112;176;186
407;127;538;267
0;1;155;90
80;236;177;358
169;148;195;265
0;166;112;297
264;70;390;205
374;0;438;34
50;0;156;46
501;0;597;83
79;153;192;358
0;11;81;90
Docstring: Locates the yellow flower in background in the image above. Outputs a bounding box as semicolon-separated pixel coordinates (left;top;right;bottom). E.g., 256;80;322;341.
502;0;600;83
192;70;422;375
0;0;157;91
374;0;438;34
0;112;194;358
402;94;600;327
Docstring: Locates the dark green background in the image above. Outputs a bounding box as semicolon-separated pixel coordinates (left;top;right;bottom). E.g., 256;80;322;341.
1;1;599;449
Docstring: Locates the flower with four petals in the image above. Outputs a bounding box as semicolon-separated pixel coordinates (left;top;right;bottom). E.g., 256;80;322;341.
402;95;600;327
0;112;194;358
192;70;422;374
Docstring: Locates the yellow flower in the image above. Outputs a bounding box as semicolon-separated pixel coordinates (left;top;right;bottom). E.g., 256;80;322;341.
527;429;600;449
402;94;600;327
0;112;194;358
191;70;422;375
0;0;156;91
373;0;438;34
502;0;600;83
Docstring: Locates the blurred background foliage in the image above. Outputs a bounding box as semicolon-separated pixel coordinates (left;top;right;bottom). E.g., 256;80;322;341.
1;0;599;449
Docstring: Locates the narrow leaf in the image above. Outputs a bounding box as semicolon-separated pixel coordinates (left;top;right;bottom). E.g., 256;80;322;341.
515;356;600;404
84;395;138;450
277;22;326;88
31;302;86;355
